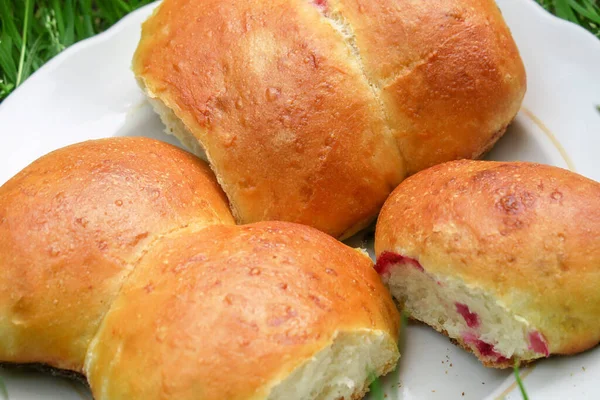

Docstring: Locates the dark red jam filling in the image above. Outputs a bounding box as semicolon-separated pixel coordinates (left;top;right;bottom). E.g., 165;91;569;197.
528;331;550;357
455;303;480;328
312;0;327;10
375;251;424;275
463;333;508;362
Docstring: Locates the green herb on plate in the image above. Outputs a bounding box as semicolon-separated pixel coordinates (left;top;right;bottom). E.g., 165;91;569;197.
514;364;530;400
0;374;8;400
368;370;384;400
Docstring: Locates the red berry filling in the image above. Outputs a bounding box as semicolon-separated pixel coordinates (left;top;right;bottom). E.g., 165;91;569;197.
375;251;424;275
528;331;549;356
455;303;480;328
312;0;327;10
463;333;508;363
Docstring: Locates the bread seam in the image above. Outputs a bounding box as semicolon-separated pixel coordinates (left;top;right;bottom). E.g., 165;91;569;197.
310;3;409;166
127;220;217;270
82;221;221;375
308;3;410;238
377;25;476;88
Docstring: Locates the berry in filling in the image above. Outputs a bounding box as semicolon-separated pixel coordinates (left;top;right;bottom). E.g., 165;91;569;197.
455;302;480;328
375;251;424;275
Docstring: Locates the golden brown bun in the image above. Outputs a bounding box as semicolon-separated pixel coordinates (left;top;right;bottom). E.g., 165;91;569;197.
133;0;406;239
0;137;234;372
375;160;600;365
133;0;525;237
86;222;400;400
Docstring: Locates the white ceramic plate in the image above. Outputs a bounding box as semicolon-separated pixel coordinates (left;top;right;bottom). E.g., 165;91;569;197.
0;1;599;399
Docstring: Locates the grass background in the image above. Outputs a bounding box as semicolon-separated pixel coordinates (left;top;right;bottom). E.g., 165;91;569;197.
0;0;599;102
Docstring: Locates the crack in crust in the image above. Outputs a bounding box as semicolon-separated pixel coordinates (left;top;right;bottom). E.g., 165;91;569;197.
309;2;408;163
378;25;476;88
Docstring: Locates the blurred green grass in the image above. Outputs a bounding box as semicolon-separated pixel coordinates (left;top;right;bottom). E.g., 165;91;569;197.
0;0;599;102
0;0;153;100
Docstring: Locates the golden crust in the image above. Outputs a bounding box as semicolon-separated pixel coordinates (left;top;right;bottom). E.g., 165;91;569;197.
329;0;526;173
375;160;600;356
85;221;400;399
133;0;406;238
0;137;234;372
133;0;525;236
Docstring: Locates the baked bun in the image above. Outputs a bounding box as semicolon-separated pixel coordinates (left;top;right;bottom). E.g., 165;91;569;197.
86;222;400;400
133;0;525;238
0;137;235;372
374;160;600;368
0;138;400;398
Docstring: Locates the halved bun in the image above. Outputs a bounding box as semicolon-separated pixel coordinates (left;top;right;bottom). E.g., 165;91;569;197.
85;222;400;399
375;160;600;367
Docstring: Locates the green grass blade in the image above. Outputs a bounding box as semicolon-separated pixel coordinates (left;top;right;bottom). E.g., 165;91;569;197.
62;0;75;47
368;371;384;400
94;0;119;26
0;80;14;99
80;0;96;38
553;0;580;22
582;0;600;14
15;0;31;87
21;34;44;82
115;0;135;14
513;365;529;400
0;374;8;399
567;0;600;24
0;34;17;82
0;0;22;48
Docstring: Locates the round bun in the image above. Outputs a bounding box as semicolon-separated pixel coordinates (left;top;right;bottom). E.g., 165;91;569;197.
0;137;234;372
86;222;400;400
133;0;525;238
375;160;600;367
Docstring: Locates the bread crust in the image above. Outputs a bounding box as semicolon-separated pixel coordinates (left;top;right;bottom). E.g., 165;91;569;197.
0;137;234;372
133;0;525;236
376;160;600;357
133;0;406;238
85;221;400;399
331;0;526;173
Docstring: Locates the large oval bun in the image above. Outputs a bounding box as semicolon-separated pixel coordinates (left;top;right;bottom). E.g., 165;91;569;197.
86;221;400;400
133;0;526;238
